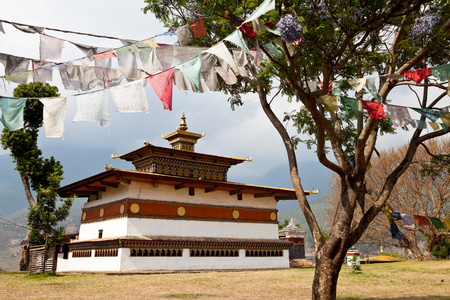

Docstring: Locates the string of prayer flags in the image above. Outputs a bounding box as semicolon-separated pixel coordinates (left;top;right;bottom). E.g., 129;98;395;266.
146;67;174;111
385;206;403;241
39;34;64;60
410;107;445;123
401;68;431;83
176;55;202;92
39;96;68;138
414;215;432;226
383;104;413;127
0;96;27;131
72;90;110;128
428;217;447;229
362;101;386;120
110;79;149;113
319;94;338;114
340;96;358;118
189;18;206;38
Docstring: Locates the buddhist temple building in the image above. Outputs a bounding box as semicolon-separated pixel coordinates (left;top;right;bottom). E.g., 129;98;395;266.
55;113;313;272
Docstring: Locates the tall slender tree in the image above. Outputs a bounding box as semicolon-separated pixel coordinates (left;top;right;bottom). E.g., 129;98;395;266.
143;1;450;298
1;82;72;270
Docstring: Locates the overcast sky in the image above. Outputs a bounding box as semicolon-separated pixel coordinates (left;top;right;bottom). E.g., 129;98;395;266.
0;0;446;194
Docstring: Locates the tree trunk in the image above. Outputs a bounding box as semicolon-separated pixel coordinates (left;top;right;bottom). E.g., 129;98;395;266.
19;236;30;271
312;254;345;300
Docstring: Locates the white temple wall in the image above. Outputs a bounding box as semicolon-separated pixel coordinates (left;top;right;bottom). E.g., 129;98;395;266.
84;181;277;210
78;218;128;240
126;218;279;239
56;249;123;272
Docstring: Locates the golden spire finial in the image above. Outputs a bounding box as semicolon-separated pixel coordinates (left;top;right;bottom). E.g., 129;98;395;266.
179;112;188;131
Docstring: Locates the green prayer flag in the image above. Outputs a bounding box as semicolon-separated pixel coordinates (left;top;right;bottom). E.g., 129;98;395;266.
430;64;450;81
428;217;447;229
340;96;358;119
0;97;27;131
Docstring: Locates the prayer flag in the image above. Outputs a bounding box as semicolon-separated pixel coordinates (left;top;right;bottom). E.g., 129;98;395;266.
190;18;206;38
92;50;118;60
318;81;333;94
414;215;432;226
176;25;191;46
385;206;403;241
429;122;440;131
137;38;158;48
72;90;109;128
224;30;252;58
440;112;450;127
110;79;149;113
214;65;237;85
383;104;413;127
116;44;140;54
146;68;174;111
39;34;64;60
430;64;450;81
365;77;382;100
0;97;27;131
401;68;431;83
242;0;275;24
415;119;427;129
411;107;445;122
428;217;447;229
443;219;450;230
176;55;202;92
347;78;366;92
440;123;449;132
238;20;257;37
262;42;283;58
400;213;416;229
139;47;163;75
319;94;338;114
201;53;219;91
232;50;249;77
362;101;386;120
206;42;238;74
340;96;358;119
39;96;67;138
173;69;191;91
33;60;54;83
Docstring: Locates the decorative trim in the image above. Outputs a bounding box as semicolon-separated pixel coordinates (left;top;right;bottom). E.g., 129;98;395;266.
80;198;277;224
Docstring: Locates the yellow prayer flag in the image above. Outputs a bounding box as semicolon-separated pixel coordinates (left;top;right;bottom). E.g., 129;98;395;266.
319;94;338;114
137;37;159;48
443;219;450;230
440;112;450;126
429;122;440;131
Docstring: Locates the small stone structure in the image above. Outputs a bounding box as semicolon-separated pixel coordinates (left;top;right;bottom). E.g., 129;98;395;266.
279;219;306;260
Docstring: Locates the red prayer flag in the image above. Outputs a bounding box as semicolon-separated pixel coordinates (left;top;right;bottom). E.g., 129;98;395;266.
318;81;333;93
190;18;206;38
414;215;432;226
91;50;118;60
401;68;431;83
238;20;257;37
362;101;386;120
146;68;174;111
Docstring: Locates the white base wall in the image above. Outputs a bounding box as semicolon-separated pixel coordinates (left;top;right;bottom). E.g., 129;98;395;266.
78;218;279;241
56;249;289;272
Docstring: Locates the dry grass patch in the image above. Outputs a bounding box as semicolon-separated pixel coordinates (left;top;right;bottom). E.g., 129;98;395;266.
0;261;449;299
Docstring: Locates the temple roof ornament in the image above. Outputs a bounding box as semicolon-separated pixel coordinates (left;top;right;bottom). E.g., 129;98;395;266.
162;112;204;152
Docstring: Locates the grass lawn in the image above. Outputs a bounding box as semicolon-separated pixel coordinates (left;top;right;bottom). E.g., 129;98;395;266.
0;260;449;299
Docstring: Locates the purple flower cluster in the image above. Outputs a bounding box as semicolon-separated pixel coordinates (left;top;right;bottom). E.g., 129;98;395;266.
277;14;303;43
409;12;442;39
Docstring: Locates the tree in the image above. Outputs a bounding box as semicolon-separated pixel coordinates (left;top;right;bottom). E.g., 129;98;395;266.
143;1;450;298
1;82;73;270
325;137;450;259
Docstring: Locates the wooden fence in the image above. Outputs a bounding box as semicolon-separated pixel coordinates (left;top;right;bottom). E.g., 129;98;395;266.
28;245;56;274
